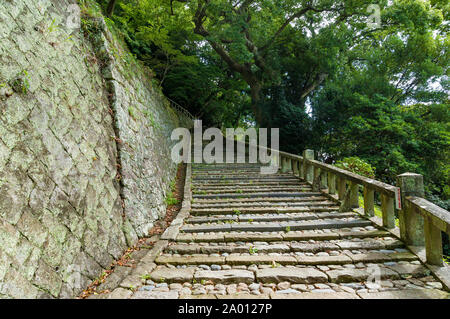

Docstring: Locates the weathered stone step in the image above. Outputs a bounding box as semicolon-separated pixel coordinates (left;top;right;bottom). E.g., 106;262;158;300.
326;263;431;283
193;176;299;181
193;171;269;176
191;200;336;209
190;206;340;215
167;243;289;254
193;187;312;195
192;192;326;199
356;289;449;299
193;169;264;173
192;164;262;169
155;251;417;266
180;218;372;233
193;270;255;284
192;195;326;204
256;267;328;284
185;211;356;224
165;239;405;255
176;229;392;243
145;265;434;290
192;181;304;187
148;268;196;283
193;180;302;186
193;184;310;191
148;267;255;284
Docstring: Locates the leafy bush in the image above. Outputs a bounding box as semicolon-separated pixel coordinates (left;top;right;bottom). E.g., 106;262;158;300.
335;157;376;178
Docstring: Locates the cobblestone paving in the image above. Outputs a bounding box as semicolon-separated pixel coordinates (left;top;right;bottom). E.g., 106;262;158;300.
99;163;449;299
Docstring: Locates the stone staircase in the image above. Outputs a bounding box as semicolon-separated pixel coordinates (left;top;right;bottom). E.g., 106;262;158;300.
131;162;449;299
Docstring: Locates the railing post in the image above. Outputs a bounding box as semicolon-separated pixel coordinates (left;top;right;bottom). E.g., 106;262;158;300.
313;166;321;191
424;216;443;266
363;187;375;217
280;156;286;172
299;159;304;179
337;177;346;200
396;173;425;246
292;160;299;175
327;173;336;195
281;156;292;173
302;150;314;183
321;171;328;189
349;182;359;208
381;193;395;229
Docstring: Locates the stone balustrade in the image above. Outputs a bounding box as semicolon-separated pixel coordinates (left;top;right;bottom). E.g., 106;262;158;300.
277;149;449;268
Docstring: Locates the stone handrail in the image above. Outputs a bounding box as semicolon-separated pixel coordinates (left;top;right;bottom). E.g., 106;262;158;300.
230;138;449;267
275;149;450;267
404;196;450;266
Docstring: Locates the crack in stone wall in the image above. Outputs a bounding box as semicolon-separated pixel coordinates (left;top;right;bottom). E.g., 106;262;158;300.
0;0;192;299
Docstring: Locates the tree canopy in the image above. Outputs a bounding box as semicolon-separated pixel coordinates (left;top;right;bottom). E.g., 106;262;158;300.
95;0;448;208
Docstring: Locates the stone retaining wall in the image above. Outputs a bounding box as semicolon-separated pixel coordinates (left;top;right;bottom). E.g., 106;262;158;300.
0;0;192;298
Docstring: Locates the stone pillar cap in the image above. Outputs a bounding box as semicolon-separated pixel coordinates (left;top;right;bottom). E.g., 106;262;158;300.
397;172;422;177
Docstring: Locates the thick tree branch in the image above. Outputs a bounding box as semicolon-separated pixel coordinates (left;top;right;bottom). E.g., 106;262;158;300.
300;72;328;99
106;0;118;17
259;6;345;52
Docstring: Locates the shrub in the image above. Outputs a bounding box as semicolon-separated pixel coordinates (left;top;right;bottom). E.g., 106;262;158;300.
335;157;376;178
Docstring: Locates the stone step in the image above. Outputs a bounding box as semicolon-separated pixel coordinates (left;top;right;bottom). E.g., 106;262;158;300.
185;211;356;224
190;206;340;215
193;187;312;195
149;268;196;284
193;270;255;284
192;164;263;169
356;289;449;299
193;180;302;186
255;267;328;284
192;196;326;204
192;192;327;199
193;176;300;181
193;169;264;173
193;171;271;176
148;267;256;284
165;239;405;255
140;264;441;294
155;251;418;266
192;181;305;187
326;263;431;283
180;218;372;233
176;229;392;243
193;184;310;191
191;200;337;209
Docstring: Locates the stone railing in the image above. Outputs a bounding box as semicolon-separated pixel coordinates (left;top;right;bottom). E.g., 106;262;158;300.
276;149;450;268
167;97;196;122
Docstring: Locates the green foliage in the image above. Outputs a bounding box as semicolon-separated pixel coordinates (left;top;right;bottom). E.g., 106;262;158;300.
166;176;179;206
165;189;178;206
142;109;161;130
141;274;152;281
249;246;258;255
10;70;30;94
335;157;376;178
128;106;139;120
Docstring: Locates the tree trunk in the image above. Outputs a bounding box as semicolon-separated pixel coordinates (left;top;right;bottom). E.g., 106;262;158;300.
106;0;117;17
250;82;263;126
